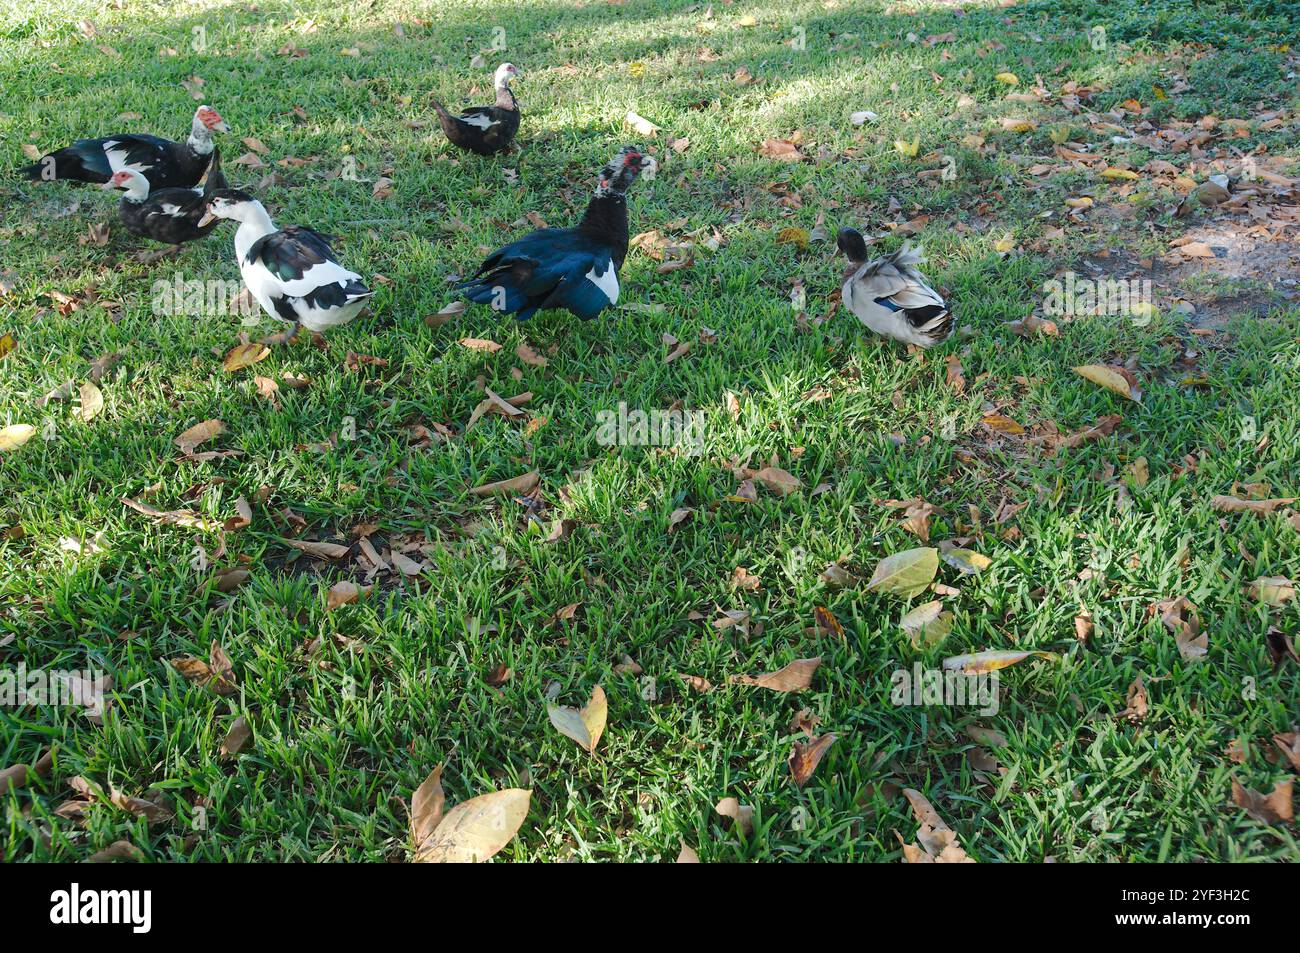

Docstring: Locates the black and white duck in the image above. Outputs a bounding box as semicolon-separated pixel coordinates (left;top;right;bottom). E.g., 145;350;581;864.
837;229;954;347
457;146;656;321
19;105;230;191
432;63;522;156
101;152;223;247
198;189;373;343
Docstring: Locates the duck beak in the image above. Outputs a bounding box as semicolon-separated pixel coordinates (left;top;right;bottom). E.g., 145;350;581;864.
196;208;216;227
99;180;117;191
640;156;657;180
212;119;231;133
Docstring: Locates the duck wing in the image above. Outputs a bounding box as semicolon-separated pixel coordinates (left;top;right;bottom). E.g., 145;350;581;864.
460;229;616;320
246;226;363;297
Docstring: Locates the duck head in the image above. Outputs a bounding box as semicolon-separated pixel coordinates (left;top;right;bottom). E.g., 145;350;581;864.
197;188;269;228
101;169;150;201
593;146;657;198
193;105;231;136
494;63;521;88
836;226;870;271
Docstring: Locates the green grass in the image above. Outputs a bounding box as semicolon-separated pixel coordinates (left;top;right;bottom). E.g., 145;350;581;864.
1;0;1298;862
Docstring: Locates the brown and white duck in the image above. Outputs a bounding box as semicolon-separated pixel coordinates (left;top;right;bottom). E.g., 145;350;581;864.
432;63;521;156
837;229;954;347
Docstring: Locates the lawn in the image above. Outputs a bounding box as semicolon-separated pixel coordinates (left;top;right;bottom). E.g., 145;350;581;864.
1;0;1297;862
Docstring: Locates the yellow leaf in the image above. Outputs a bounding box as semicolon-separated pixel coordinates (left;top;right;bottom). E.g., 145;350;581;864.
73;381;103;422
1101;167;1140;181
994;72;1019;86
546;685;607;753
223;342;270;372
1249;577;1295;607
901;601;953;648
777;227;809;248
0;424;36;452
942;549;992;574
1128;301;1158;326
1065;196;1094;208
981;413;1025;435
413;787;531;863
1074;364;1142;402
894;137;920;157
942;649;1057;674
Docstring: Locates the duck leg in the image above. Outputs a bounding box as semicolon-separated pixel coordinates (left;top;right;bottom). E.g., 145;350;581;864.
258;321;301;346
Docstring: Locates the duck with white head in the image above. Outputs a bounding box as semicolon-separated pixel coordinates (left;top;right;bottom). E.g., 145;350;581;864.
432;62;522;155
199;190;374;344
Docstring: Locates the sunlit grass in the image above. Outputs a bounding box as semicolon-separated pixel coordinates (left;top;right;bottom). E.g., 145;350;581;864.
1;0;1298;861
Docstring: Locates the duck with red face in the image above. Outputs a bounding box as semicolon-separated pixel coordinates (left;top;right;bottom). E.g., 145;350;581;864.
101;146;224;248
18;105;230;192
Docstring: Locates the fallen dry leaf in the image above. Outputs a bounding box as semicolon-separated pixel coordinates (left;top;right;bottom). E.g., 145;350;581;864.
219;716;252;757
470;471;539;496
942;649;1056;674
1212;495;1296;515
714;796;754;835
285;538;351;560
1074;364;1142;402
867;547;939;598
174;419;225;454
0;424;37;453
730;657;821;692
1154;596;1206;661
1231;778;1293;825
788;733;836;786
546;685;607;754
1120;674;1148;721
753;466;802;495
899;788;974;862
413;779;531;863
326;579;366;609
223;342;270;373
900;600;953;648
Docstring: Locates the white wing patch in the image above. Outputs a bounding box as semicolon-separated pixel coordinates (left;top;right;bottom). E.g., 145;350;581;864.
104;140;154;175
585;261;619;305
460;113;498;130
276;259;363;298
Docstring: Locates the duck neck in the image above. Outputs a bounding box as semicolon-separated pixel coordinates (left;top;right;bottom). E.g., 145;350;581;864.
578;191;629;265
187;118;215;156
120;179;149;202
494;82;516;111
233;203;276;260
